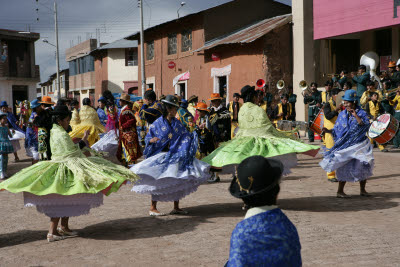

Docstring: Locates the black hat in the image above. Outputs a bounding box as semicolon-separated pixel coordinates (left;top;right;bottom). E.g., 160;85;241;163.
161;95;179;107
229;156;283;199
144;90;156;101
50;105;71;116
240;85;255;99
233;93;241;98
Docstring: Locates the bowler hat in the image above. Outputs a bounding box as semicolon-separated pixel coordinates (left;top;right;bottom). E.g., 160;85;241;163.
342;89;357;102
208;93;223;101
118;93;134;103
39;96;55;105
98;96;106;103
388;61;396;68
195;102;209;112
188;95;198;103
50;104;71;116
30;99;41;109
0;101;8;107
229;156;283;199
161;95;179;107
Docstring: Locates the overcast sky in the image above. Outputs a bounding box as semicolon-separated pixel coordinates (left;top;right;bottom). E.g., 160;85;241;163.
1;0;291;83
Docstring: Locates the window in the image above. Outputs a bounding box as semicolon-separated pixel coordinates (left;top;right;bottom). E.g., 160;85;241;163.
125;48;138;66
181;29;192;52
146;41;154;60
167;33;177;55
68;55;94;76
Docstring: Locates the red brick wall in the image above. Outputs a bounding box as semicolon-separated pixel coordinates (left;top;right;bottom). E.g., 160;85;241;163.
94;50;108;102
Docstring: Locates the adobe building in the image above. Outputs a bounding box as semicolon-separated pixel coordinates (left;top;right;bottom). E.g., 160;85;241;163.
0;29;40;113
292;0;400;121
66;39;97;105
127;0;291;104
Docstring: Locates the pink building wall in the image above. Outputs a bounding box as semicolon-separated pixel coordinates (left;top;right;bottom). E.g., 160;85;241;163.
314;0;400;40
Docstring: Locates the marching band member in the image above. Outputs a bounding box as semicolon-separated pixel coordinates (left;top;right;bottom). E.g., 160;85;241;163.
227;93;242;139
390;89;400;148
288;85;297;120
365;92;388;152
322;88;342;182
303;82;322;142
321;80;333;104
351;65;370;103
360;81;383;109
337;70;348;89
320;90;374;198
256;89;268;113
272;94;294;125
388;61;400;89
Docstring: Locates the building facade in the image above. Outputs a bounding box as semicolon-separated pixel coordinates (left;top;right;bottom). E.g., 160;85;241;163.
0;29;40;113
66;39;96;105
292;0;400;121
128;0;291;103
91;38;139;102
40;69;69;102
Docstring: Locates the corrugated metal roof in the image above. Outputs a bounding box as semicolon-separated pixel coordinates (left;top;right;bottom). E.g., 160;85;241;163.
97;38;138;50
195;14;292;52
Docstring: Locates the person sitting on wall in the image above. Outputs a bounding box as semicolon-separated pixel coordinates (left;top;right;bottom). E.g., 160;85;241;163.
226;156;302;267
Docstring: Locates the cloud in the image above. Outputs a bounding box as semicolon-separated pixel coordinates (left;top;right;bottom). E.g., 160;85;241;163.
1;0;233;82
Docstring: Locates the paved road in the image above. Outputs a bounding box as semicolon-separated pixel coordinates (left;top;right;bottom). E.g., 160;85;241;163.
0;143;399;266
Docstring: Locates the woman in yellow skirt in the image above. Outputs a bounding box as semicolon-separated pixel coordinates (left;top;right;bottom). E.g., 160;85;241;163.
69;98;105;146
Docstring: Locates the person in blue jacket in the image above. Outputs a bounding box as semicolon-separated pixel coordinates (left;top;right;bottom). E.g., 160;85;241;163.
226;156;302;267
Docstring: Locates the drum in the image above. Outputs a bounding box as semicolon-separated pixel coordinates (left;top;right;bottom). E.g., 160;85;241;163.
294;121;308;131
368;114;399;144
310;109;324;135
277;120;293;131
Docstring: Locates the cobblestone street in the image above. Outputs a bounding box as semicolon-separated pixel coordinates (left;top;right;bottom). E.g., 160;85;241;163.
1;143;400;266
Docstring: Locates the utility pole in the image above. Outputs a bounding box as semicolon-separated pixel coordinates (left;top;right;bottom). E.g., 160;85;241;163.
139;0;146;96
54;1;61;99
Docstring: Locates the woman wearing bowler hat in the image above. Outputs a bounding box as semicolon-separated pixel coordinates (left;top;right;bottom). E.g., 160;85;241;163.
0;105;139;242
203;85;319;175
226;156;302;266
320;89;374;198
130;95;211;216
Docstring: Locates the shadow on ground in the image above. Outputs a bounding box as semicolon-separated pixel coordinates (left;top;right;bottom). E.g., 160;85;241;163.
279;191;400;212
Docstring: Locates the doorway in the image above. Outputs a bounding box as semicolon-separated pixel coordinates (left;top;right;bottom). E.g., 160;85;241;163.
178;83;186;99
218;76;227;105
12;85;28;114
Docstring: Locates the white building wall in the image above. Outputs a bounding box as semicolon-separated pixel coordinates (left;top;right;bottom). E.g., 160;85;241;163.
0;80;39;107
107;48;138;93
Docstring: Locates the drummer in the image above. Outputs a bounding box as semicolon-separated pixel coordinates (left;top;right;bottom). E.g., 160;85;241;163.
390;89;400;148
272;94;295;126
304;82;322;142
322;88;342;182
366;92;388;152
